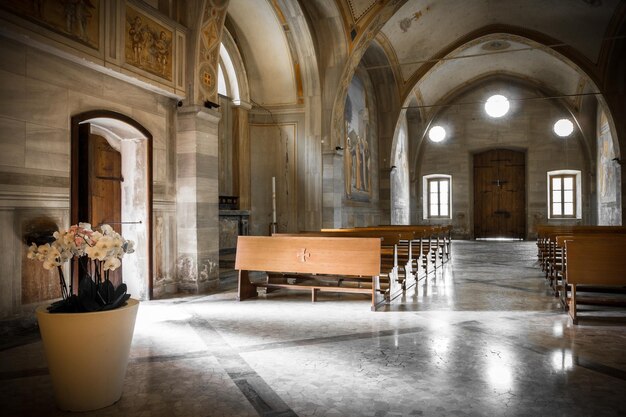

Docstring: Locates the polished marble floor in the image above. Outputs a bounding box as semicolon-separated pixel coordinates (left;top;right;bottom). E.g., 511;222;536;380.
2;241;626;417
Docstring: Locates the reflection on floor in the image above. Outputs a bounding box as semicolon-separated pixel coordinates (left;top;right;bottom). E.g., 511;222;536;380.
2;241;626;417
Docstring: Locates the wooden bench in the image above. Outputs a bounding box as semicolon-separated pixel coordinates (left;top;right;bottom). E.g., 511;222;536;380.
356;225;452;272
562;235;626;324
274;230;409;300
235;235;386;310
327;225;452;276
536;225;626;295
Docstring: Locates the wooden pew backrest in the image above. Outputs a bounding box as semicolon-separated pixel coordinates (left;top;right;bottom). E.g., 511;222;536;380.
235;235;381;276
565;238;626;286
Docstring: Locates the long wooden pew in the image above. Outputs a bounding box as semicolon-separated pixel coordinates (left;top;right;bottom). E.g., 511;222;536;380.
536;225;626;295
275;230;411;302
236;235;385;310
363;225;452;271
560;235;626;324
325;225;452;277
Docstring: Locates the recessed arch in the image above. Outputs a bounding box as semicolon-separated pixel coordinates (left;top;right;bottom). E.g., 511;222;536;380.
71;110;154;301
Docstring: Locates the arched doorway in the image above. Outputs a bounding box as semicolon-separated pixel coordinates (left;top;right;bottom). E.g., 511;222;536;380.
71;110;153;300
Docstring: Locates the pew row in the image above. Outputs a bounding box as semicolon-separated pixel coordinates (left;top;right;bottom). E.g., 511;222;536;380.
536;225;626;296
322;225;452;276
235;235;386;311
362;225;452;263
561;235;626;324
272;230;410;301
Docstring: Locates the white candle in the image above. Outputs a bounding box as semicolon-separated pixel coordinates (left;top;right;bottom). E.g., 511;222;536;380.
272;176;277;223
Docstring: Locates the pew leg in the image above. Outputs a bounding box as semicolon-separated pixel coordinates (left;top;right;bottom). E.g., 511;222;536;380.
568;285;578;325
312;288;319;303
388;267;403;303
371;275;386;311
237;270;258;301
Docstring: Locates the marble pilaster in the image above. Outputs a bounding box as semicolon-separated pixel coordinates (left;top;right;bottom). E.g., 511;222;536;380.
176;106;221;293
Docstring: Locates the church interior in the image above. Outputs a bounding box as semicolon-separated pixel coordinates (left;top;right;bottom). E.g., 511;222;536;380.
1;0;626;416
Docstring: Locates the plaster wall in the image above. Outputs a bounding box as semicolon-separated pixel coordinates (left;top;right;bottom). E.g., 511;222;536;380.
416;81;590;239
0;36;178;319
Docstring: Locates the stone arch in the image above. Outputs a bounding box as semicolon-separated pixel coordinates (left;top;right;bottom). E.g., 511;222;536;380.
390;30;622;227
71;110;153;300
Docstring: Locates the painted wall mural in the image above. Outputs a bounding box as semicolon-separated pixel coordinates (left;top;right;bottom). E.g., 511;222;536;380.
599;122;617;203
344;75;372;201
125;5;173;81
597;112;622;225
0;0;100;49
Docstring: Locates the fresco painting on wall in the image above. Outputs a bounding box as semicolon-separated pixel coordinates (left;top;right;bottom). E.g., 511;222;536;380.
599;124;617;203
0;0;100;49
125;5;173;81
344;76;372;202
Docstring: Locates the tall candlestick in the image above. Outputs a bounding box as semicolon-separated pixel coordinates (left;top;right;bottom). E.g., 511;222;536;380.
272;176;277;224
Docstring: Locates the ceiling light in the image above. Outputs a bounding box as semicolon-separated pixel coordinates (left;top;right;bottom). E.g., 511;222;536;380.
428;125;446;143
553;119;574;137
485;95;510;118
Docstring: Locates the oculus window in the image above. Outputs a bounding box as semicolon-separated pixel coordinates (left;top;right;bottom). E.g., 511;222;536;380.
423;175;452;219
485;94;509;118
548;170;581;219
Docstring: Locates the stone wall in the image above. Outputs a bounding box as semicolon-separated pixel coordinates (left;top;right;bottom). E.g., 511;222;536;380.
415;81;590;239
0;35;178;319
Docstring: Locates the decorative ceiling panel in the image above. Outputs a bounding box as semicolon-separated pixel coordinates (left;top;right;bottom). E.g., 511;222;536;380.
347;0;379;22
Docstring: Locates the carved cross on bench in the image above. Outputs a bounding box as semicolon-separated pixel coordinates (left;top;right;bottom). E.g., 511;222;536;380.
297;248;311;262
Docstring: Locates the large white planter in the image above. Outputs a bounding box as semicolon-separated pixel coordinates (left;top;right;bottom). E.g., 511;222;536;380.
36;298;139;412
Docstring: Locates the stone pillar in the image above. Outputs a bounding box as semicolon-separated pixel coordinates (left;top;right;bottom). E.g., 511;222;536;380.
322;150;344;228
176;105;221;293
232;103;251;210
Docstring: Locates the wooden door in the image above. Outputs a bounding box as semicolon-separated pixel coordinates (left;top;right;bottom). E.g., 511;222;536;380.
474;149;525;239
78;124;123;286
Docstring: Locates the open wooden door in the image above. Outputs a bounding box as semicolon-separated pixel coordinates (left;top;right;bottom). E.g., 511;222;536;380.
473;149;525;239
77;123;123;286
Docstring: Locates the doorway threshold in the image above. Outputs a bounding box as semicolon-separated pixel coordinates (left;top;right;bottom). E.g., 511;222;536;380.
475;237;523;241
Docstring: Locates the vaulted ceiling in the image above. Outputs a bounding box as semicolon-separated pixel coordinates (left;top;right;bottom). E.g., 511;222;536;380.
225;0;623;113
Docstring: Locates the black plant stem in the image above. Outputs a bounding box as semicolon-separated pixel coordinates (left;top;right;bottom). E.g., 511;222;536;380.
57;266;68;300
78;256;91;281
96;261;102;285
105;269;110;301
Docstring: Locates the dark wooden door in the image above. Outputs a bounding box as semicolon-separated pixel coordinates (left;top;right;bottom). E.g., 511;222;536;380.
474;149;525;239
78;124;123;285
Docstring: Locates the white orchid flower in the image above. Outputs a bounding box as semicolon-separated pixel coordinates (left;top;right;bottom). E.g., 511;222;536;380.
78;222;92;231
103;257;121;271
100;224;114;235
95;236;114;251
27;243;38;259
86;245;107;261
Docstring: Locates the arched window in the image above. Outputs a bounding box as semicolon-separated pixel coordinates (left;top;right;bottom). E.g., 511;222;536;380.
217;42;240;101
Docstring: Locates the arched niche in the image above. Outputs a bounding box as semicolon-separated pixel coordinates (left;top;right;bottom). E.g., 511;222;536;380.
71;110;153;300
